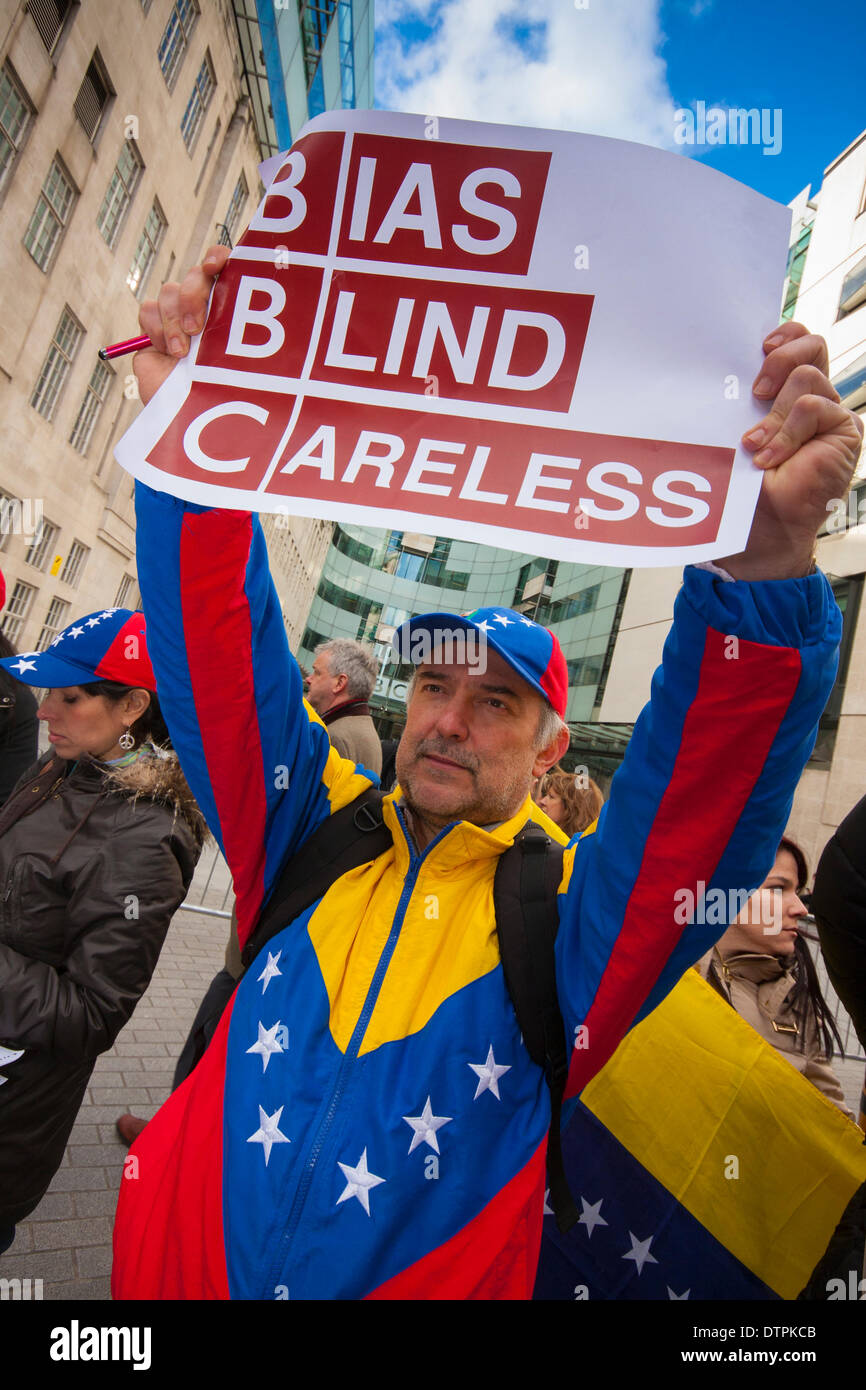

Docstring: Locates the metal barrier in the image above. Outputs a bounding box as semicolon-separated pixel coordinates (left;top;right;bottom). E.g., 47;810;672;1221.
182;849;866;1062
183;840;234;921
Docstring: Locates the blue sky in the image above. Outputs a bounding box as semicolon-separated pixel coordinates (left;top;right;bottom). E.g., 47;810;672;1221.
374;0;866;207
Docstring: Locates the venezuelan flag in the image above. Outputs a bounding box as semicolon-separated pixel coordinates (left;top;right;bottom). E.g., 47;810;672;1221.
535;969;866;1300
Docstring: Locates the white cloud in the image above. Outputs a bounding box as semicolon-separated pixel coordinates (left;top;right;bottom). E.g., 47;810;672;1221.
375;0;680;150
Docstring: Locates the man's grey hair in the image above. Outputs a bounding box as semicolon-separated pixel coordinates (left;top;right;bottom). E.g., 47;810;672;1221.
315;639;378;700
405;671;568;751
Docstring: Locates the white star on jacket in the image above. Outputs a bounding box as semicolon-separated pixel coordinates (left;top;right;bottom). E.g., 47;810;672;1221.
246;1020;286;1073
622;1231;658;1274
468;1045;510;1100
247;1105;290;1165
578;1196;609;1237
258;950;282;993
403;1097;452;1154
336;1148;386;1215
667;1286;690;1300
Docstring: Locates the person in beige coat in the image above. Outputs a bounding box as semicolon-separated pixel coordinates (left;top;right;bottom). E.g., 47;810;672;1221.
696;836;854;1119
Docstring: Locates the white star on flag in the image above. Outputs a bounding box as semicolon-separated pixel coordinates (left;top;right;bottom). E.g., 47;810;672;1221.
578;1196;608;1238
492;613;512;626
622;1231;658;1275
468;1044;510;1100
402;1097;452;1154
667;1286;690;1300
258;949;282;993
85;616;102;628
246;1104;290;1166
336;1148;386;1216
11;659;37;674
246;1019;286;1073
66;626;85;639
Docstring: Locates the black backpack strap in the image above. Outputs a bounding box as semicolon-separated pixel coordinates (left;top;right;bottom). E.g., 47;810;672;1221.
495;821;578;1234
240;786;391;970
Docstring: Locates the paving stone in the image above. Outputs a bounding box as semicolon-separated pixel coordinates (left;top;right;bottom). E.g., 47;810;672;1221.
52;1277;112;1300
67;1145;127;1169
67;1124;102;1146
88;1087;154;1106
73;1244;113;1281
45;1167;109;1193
31;1217;113;1251
73;1190;121;1219
0;1247;74;1283
25;1193;76;1222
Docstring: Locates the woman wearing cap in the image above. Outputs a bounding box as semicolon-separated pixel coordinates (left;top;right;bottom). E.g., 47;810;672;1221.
695;837;853;1118
0;608;206;1252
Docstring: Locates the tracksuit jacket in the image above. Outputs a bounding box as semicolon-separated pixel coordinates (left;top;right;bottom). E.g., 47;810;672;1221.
111;483;841;1300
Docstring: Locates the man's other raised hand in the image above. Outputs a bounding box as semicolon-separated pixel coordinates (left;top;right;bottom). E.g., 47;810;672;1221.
133;244;231;406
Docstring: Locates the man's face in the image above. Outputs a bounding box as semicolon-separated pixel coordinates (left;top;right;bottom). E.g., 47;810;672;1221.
305;653;343;715
395;648;561;834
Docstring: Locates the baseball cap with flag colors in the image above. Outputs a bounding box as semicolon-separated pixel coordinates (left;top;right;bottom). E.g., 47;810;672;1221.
393;606;568;717
0;610;156;691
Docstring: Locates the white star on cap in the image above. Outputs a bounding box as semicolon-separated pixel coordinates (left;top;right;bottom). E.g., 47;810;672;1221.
258;949;282;993
49;635;64;647
468;1044;510;1100
578;1196;608;1237
85;616;102;628
475;619;490;632
247;1104;290;1166
99;610;116;619
622;1231;658;1275
66;626;85;639
519;616;535;627
11;659;37;674
492;613;512;626
402;1097;452;1154
246;1019;286;1073
336;1148;386;1216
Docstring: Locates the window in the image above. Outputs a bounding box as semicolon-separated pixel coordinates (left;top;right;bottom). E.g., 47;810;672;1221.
97;141;144;248
69;360;113;454
180;51;215;152
74;52;113;143
115;574;136;607
126;199;167;296
59;539;89;588
0;65;33;197
837;255;866;321
1;580;36;646
30;307;83;421
567;654;604;688
24;518;59;572
218;171;248;245
832;351;866;412
36;597;70;650
158;0;198;90
23;157;76;271
27;0;73;55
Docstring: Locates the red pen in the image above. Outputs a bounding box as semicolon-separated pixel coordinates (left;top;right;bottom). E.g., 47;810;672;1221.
98;334;153;361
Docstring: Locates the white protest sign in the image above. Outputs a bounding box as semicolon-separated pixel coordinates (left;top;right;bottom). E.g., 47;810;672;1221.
115;110;790;566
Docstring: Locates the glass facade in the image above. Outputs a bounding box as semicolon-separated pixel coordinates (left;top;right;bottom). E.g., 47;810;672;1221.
298;525;630;771
232;0;374;160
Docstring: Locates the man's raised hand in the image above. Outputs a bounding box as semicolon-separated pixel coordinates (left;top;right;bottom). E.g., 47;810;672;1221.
133;244;231;406
721;321;864;581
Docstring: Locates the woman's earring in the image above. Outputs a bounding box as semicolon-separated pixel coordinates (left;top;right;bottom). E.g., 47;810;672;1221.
118;730;135;751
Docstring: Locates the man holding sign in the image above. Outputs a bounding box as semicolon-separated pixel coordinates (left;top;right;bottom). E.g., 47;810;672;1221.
111;201;860;1297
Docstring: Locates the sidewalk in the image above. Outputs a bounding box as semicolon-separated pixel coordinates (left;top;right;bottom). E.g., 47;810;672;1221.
0;901;226;1300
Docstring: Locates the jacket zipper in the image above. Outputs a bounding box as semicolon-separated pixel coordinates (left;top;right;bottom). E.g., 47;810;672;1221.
262;807;454;1295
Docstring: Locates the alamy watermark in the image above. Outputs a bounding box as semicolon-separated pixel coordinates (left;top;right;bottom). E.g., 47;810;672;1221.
393;624;488;675
0;497;43;539
674;880;782;933
674;102;782;157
